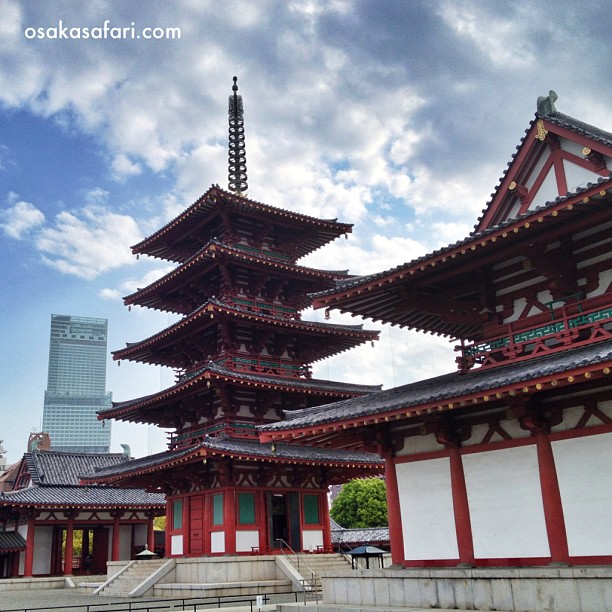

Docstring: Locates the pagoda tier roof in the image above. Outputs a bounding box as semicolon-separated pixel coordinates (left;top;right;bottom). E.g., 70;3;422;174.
131;185;353;263
259;338;612;442
99;361;381;425
81;434;383;487
312;178;612;338
124;239;352;314
0;485;165;509
113;297;379;367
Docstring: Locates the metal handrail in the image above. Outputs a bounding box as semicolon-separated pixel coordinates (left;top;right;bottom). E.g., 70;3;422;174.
1;590;288;612
276;539;321;603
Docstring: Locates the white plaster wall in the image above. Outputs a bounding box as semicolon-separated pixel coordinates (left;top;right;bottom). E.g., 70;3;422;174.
18;524;27;575
211;531;225;554
133;524;147;547
396;433;444;456
302;530;324;552
32;526;52;575
171;534;184;556
236;530;260;552
553;432;612;556
551;405;584;432
463;445;550;558
563;158;603;193
525;148;548;190
396;458;459;560
528;168;559;211
119;525;131;560
587;269;612;297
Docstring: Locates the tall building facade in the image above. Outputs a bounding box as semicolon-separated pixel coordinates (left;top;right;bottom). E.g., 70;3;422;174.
42;315;112;453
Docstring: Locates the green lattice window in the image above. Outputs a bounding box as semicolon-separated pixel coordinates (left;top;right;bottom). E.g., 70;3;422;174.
303;494;320;525
212;493;224;525
172;499;183;530
238;492;256;524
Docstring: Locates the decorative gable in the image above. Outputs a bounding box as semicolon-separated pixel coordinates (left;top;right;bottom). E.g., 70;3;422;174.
476;97;612;232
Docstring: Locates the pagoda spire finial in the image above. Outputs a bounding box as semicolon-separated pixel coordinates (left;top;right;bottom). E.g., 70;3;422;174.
228;76;248;195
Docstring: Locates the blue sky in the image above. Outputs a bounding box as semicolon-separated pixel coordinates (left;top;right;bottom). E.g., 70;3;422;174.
1;0;611;463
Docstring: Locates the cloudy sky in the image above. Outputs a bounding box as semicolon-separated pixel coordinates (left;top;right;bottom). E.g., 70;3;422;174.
1;0;610;463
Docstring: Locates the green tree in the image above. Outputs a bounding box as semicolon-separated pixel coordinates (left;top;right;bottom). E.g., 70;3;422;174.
330;477;388;528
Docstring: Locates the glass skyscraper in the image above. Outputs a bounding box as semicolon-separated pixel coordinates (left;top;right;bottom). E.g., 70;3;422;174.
42;314;112;453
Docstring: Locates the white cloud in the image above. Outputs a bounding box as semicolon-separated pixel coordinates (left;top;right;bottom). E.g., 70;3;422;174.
111;154;142;180
99;287;122;300
0;199;45;239
118;266;176;296
35;206;143;279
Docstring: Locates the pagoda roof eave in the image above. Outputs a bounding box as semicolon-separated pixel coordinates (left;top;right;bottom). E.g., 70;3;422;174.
81;436;383;486
124;239;353;309
99;362;382;423
113;297;379;365
259;339;612;442
311;178;612;333
131;185;353;262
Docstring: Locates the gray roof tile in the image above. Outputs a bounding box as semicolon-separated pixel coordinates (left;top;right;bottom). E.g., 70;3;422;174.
261;340;612;432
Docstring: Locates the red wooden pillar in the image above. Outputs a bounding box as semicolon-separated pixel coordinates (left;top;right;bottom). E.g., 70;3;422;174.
146;512;155;553
23;517;36;577
535;430;569;564
64;515;75;575
258;490;268;553
111;510;123;561
449;447;474;566
224;489;236;554
321;490;333;552
384;457;405;566
165;500;171;557
82;528;90;571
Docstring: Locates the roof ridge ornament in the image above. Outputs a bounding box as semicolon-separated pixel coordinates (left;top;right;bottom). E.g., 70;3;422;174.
537;90;558;116
228;76;248;195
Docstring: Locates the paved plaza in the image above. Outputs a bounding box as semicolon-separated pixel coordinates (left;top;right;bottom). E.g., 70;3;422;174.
0;588;291;612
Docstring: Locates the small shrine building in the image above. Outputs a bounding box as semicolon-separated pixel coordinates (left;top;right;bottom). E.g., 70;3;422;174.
260;94;612;569
0;450;165;577
82;79;383;557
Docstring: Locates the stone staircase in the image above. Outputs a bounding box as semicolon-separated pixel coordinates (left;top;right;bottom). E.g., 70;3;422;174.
282;553;352;592
96;558;169;597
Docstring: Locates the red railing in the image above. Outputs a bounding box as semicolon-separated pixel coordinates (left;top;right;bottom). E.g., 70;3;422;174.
456;301;612;372
168;420;259;449
216;353;311;379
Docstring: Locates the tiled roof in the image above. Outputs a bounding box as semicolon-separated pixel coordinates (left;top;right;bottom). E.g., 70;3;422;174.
113;297;379;365
329;518;389;548
25;451;131;486
473;111;612;231
83;435;382;484
202;436;382;465
100;361;381;422
543;111;612;147
132;185;353;262
260;340;612;432
0;485;165;508
0;531;26;552
81;443;206;481
312;176;612;304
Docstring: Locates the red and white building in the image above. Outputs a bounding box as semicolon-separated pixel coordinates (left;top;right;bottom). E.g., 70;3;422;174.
0;450;165;577
261;99;612;568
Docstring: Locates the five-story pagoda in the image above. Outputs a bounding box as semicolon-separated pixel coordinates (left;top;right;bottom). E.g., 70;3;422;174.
83;79;382;557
